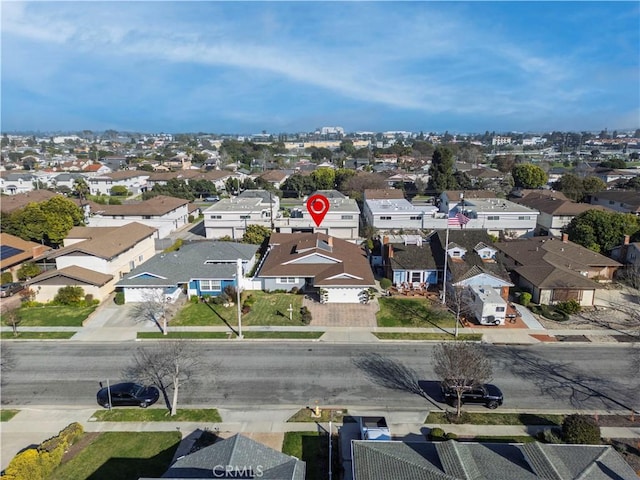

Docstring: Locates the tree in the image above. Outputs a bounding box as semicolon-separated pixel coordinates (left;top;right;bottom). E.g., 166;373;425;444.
581;176;606;198
129;290;173;335
242;224;271;245
432;342;493;418
110;185;129;196
16;262;42;281
428;146;457;193
124;340;202;416
566;210;640;253
494;155;516;174
511;164;547;189
72;178;90;200
562;414;601;444
446;286;474;338
554;173;584;201
310;167;336;190
4;311;21;337
598;158;626;169
341;173;387;203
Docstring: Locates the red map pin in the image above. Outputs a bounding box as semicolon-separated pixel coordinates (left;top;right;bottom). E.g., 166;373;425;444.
307;194;330;227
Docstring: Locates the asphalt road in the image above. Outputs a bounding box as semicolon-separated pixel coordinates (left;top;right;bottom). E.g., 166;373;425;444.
1;342;638;412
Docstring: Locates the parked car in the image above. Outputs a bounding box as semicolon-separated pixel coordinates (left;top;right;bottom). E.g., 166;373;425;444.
96;382;160;408
0;282;24;298
441;381;503;409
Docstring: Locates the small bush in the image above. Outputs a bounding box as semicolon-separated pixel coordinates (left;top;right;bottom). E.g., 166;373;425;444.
562;414;601;444
300;306;312;325
520;292;532;307
188;214;195;223
379;278;392;290
114;291;125;305
224;285;237;300
445;432;458;440
556;299;581;315
54;286;85;306
1;271;14;284
242;306;251;314
290;286;299;294
428;427;446;440
190;295;200;304
537;428;564;444
84;293;94;304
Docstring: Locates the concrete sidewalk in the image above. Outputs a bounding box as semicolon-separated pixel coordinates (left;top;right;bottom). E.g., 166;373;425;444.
3;405;639;471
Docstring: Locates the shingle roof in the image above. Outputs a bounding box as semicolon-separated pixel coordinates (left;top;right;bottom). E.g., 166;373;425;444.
89;195;189;216
515;193;610;216
160;434;305;479
46;222;157;260
0;190;58;214
364;189;405;200
117;241;258;287
28;265;113;286
352;440;638;480
258;233;375;287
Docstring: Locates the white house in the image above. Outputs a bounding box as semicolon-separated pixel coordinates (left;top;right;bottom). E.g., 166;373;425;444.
363;189;438;232
88;171;150;196
204;190;279;240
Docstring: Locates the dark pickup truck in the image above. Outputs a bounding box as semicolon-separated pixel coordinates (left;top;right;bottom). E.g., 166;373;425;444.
441;382;504;409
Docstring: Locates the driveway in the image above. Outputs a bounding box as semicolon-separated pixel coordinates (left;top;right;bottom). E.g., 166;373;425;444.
303;297;379;327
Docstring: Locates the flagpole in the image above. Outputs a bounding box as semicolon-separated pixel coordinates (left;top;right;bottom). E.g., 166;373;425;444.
442;218;450;305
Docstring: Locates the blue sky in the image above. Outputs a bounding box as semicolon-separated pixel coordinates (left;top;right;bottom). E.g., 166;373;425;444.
2;1;639;134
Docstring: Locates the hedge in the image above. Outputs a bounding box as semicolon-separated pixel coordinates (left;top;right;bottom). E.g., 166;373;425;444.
2;422;84;479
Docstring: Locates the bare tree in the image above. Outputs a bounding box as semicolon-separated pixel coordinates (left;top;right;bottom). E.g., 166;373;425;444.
446;286;474;338
123;341;203;416
433;342;493;418
129;290;173;335
3;311;21;337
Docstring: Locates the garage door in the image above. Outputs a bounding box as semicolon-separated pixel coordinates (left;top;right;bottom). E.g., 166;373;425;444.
552;289;581;302
326;288;362;303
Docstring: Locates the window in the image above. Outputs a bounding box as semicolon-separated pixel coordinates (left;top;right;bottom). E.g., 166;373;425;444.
487;215;500;221
142;215;152;219
129;261;135;270
411;272;421;283
341;215;353;220
380;216;392;220
138;255;144;262
277;277;297;284
200;279;222;291
210;215;222;219
518;216;530;220
496;306;505;312
240;215;251;220
409;216;421;220
609;200;615;205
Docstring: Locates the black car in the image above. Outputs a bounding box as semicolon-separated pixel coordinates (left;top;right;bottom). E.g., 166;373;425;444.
441;381;504;409
1;282;24;298
96;382;160;408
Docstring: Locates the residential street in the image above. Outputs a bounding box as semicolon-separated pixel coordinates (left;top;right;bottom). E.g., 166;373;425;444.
2;342;638;413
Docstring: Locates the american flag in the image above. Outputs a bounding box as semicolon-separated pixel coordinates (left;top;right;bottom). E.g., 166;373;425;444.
448;211;470;227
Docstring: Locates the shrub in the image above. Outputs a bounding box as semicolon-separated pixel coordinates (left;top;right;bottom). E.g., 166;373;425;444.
188;214;195;223
190;295;200;304
163;238;183;253
290;286;299;294
242;306;251;314
520;292;532;307
428;427;446;440
537;428;564;444
445;432;458;440
562;414;601;444
379;278;392;290
54;286;85;305
300;306;312;325
224;285;237;300
556;299;581;315
84;293;94;304
1;271;14;284
114;291;125;305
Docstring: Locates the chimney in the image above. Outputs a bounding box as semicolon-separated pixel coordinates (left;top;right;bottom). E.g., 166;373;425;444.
327;236;333;247
623;235;630;245
562;233;569;243
383;236;390;245
388;245;394;258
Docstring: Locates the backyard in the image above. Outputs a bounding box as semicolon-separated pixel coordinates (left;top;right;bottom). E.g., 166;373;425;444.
170;291;305;327
377;296;455;328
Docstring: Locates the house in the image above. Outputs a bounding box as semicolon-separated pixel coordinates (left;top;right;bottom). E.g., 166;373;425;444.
610;235;640;269
26;266;114;303
276;190;360;240
0;233;51;282
116;240;258;303
0;190;58;215
204;190;279;240
140;433;305;479
256;232;375;303
0;171;39;195
85;195;190;239
514;190;611;237
363;189;439;232
382;235;440;288
351;439;638;479
590;190;640;215
256;169;290;189
495;234;622;306
87;171;150;196
31;223;157;302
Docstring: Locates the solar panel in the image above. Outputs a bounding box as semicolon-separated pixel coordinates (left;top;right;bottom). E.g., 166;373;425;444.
0;245;25;261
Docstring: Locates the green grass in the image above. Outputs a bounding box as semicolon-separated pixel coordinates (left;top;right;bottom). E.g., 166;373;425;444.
465;435;537;443
377;297;455;328
1;409;19;421
282;431;337;480
91;408;222;422
1;331;76;340
15;305;97;327
287;408;348;423
50;431;181;480
425;412;564;426
137;331;231;339
171;292;305;326
242;331;323;339
374;332;482;341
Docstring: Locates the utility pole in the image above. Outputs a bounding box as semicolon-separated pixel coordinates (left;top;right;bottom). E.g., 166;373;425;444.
236;259;243;339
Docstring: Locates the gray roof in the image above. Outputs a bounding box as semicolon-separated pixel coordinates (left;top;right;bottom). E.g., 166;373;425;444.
352;440;639;480
116;241;258;287
159;434;305;479
238;189;276;203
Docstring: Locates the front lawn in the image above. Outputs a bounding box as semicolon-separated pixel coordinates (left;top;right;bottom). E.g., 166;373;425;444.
170;291;305;327
50;431;181;480
1;331;76;340
1;409;19;421
377;297;455;328
287;408;348;423
16;304;97;327
91;408;222;422
425;411;565;426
